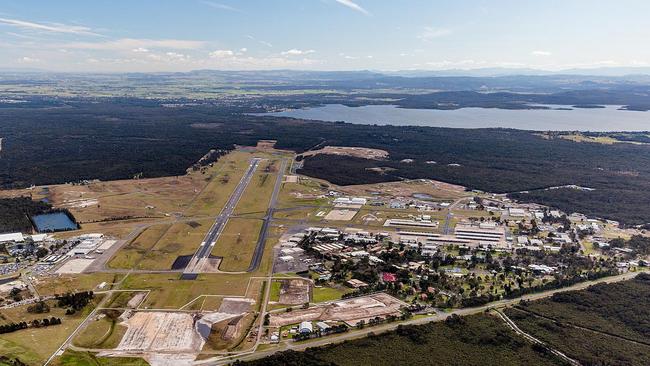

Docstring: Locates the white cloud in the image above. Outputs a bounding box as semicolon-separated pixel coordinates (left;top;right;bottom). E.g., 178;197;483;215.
334;0;370;15
0;17;101;36
132;47;149;53
210;49;235;58
17;56;39;63
59;38;205;51
532;50;552;56
200;1;242;13
281;49;315;56
165;52;190;61
418;26;452;42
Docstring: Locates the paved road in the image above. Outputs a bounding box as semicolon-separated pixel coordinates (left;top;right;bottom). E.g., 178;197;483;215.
247;159;287;272
183;158;261;277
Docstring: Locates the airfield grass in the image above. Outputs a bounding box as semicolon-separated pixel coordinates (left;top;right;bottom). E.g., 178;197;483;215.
184;151;253;217
103;291;146;309
51;350;149;366
136;219;213;270
53;218;159;242
233;159;279;218
119;273;251;309
106;224;171;270
273;206;324;221
276;178;329;209
211;218;263;272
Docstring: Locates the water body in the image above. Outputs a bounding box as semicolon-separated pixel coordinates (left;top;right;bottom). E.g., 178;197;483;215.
263;104;650;131
31;212;78;232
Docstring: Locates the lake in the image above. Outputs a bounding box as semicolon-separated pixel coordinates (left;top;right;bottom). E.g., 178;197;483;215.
31;212;78;232
262;104;650;131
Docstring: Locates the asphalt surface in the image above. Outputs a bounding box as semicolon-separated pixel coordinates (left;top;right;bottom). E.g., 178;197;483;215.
246;159;287;272
183;158;261;277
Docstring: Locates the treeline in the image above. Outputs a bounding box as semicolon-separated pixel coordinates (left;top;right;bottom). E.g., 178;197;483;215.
0;317;61;334
608;235;650;255
0;197;51;233
56;291;94;314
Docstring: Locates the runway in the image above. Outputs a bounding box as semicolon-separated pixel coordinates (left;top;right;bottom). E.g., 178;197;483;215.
182;158;261;278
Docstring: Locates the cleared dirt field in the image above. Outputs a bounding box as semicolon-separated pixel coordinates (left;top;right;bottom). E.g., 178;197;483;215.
277;279;311;305
210;218;263;272
302;146;389;160
56;258;95;274
324;208;358;221
269;293;406;327
336;179;468;201
116;312;202;352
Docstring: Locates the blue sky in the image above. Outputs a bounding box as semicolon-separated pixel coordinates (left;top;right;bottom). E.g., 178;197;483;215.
0;0;649;72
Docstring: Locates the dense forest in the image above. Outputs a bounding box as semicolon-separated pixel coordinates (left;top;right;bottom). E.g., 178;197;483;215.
0;197;52;233
3;99;650;224
236;314;563;366
504;273;650;366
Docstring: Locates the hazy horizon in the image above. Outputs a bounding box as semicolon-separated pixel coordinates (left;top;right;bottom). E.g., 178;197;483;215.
1;0;650;73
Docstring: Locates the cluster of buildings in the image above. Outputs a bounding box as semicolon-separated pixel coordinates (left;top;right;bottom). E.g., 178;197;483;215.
0;232;51;257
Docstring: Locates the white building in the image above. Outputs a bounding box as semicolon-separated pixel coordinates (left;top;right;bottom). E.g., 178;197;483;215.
0;232;24;244
299;321;313;333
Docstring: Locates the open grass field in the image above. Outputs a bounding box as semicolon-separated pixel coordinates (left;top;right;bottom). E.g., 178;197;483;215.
51;350;149;366
268;281;282;302
210;218;263;272
0;299;101;366
312;285;352;303
136;219;213;270
200;296;224;311
34;273;123;296
106;223;171;270
119;273;252;309
72;311;126;349
0;299;69;326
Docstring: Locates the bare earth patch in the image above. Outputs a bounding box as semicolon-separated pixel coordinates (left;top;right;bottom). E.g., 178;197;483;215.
303;146;389;160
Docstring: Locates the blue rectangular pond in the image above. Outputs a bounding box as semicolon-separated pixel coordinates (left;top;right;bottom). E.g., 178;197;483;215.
31;212;78;232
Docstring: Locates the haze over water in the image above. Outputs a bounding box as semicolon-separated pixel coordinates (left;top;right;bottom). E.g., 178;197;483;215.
265;104;650;131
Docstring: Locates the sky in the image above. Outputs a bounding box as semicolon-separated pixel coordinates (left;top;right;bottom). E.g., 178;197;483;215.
0;0;649;72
